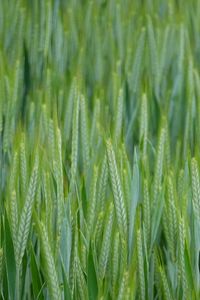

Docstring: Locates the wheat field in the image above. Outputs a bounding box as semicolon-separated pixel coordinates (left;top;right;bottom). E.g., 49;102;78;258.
0;0;200;299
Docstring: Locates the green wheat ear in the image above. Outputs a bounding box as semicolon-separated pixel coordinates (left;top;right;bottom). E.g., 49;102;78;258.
159;265;172;300
97;154;108;214
152;125;166;208
155;249;173;300
106;139;128;240
117;271;129;300
98;203;114;281
178;215;187;300
136;227;145;300
191;157;200;223
38;221;61;300
10;190;18;254
112;231;120;297
15;154;39;267
87;166;98;237
75;253;88;299
143;178;151;248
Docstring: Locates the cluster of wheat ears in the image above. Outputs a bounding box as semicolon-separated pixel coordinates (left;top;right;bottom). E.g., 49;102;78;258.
1;0;200;299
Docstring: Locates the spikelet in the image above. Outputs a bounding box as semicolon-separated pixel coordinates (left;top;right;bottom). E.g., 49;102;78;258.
120;235;128;272
90;99;100;146
106;139;127;239
153;126;166;208
75;255;88;300
39;222;61;300
165;127;171;171
191;158;200;223
121;143;131;180
15;155;38;267
87;166;98;236
143;179;151;247
178;169;185;202
154;250;162;298
112;231;120;297
69;223;78;296
136;228;145;300
117;271;128;300
80;94;90;174
99;203;114;280
93;211;104;249
166;174;177;262
80;242;87;272
43;171;52;225
97;155;108;213
159;265;172;300
178;215;187;300
10;190;18;254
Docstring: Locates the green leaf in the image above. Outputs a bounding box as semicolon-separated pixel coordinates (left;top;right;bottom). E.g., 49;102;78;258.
30;244;43;299
87;244;98;300
4;212;16;300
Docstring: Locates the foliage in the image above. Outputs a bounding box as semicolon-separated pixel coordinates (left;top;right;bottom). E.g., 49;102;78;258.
0;0;200;299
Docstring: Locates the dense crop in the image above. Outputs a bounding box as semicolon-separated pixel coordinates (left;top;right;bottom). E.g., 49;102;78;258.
0;0;200;299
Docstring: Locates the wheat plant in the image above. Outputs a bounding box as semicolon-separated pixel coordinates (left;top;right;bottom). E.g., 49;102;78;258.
0;0;200;299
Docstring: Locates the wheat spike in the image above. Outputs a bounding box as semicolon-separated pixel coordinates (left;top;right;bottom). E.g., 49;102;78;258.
9;190;18;254
137;228;145;300
15;155;38;267
87;166;98;236
153;126;166;208
99;203;114;280
106;139;127;239
39;222;61;300
191;158;200;223
178;215;187;300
